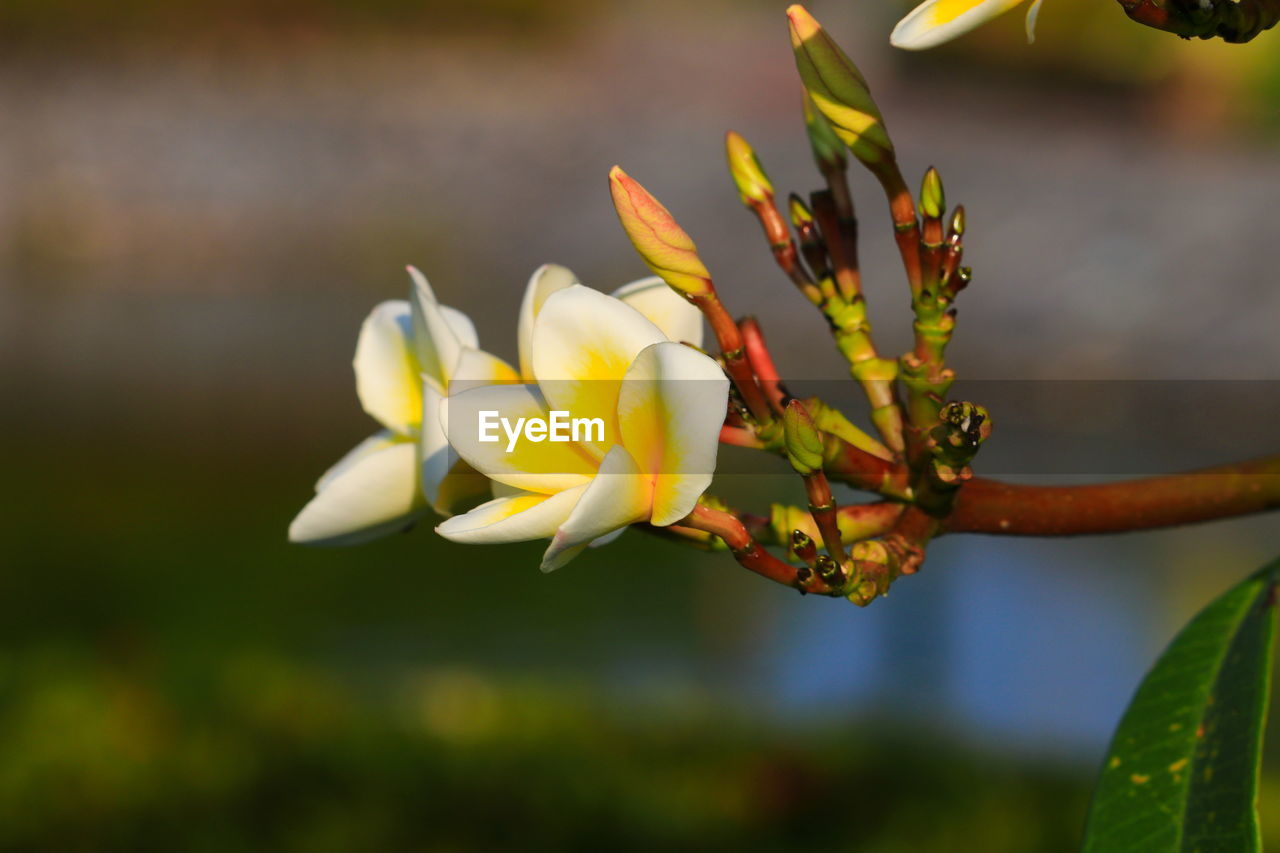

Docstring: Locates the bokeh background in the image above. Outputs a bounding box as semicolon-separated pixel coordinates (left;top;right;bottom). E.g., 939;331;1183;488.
3;0;1279;849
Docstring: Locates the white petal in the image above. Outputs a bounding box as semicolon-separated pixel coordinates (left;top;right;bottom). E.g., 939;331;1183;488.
540;446;652;572
890;0;1027;50
407;266;468;384
353;300;422;435
289;438;426;545
1025;0;1043;42
617;342;729;527
517;264;579;379
435;486;585;544
316;429;398;493
431;460;493;517
611;276;705;349
449;347;519;395
424;367;507;515
531;285;667;456
420;381;454;512
442;383;598;494
439;306;479;351
589;528;626;548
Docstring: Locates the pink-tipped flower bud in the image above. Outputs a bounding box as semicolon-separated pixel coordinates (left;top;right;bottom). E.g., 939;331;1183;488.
609;166;713;298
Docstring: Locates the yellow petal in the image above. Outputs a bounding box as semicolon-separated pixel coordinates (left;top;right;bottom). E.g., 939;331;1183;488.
531;285;667;457
616;342;728;527
442;383;598;495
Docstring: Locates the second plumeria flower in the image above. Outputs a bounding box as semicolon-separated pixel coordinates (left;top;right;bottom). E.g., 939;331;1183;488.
289;267;516;545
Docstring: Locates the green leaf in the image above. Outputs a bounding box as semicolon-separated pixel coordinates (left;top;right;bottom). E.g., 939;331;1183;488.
1082;558;1280;852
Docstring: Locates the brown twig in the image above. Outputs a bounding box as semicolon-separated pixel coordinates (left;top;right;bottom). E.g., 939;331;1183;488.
870;163;923;297
740;317;788;415
692;291;774;424
946;455;1280;536
682;504;841;595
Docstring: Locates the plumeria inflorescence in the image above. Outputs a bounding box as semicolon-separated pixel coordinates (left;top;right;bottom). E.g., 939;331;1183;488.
291;5;1280;605
289;4;988;605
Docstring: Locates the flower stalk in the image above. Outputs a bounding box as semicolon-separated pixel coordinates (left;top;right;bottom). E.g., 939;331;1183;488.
724;132;822;305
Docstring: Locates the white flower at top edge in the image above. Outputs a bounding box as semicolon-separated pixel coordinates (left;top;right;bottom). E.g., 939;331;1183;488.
891;0;1045;50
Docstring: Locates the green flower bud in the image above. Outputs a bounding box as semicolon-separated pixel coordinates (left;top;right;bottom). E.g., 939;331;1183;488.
788;193;814;230
724;130;775;205
920;167;945;219
788;5;895;168
783;398;825;475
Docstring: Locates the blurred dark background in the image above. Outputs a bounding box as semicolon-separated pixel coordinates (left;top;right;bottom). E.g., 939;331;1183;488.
3;0;1279;849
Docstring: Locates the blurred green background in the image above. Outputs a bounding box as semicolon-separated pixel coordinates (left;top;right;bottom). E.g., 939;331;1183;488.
2;0;1279;849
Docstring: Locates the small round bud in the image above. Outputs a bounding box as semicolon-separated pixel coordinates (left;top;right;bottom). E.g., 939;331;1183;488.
788;193;815;230
790;529;818;566
919;167;945;219
814;555;844;585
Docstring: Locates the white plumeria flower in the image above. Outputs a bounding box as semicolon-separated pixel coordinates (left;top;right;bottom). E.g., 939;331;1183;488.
437;285;728;572
289;267;517;545
516;263;705;379
891;0;1044;50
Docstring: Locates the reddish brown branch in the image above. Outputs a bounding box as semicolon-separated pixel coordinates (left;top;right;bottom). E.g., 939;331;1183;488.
825;438;913;499
740;317;788;415
871;164;923;297
946;455;1280;536
683;504;840;595
692;291;773;424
